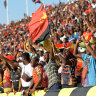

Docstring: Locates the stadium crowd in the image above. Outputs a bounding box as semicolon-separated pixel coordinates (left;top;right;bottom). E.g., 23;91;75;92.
0;0;96;95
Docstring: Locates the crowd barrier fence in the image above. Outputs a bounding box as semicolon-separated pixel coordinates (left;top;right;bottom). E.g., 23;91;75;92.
0;86;96;96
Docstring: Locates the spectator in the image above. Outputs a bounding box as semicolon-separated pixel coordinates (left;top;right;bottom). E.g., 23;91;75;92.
2;61;12;93
74;37;96;86
57;49;77;88
28;57;45;93
44;38;60;90
10;66;21;92
0;53;33;91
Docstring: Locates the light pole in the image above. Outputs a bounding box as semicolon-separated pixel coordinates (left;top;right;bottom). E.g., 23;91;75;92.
6;0;9;25
26;0;29;16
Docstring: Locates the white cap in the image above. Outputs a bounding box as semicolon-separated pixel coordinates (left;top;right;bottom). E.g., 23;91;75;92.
78;47;86;53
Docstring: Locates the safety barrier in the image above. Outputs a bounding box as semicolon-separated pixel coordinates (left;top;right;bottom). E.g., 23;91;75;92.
0;86;96;96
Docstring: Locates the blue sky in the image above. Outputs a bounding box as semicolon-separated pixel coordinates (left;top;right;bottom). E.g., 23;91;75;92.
0;0;67;25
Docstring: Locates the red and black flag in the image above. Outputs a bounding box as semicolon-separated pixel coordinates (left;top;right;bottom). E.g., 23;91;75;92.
36;3;44;12
55;43;75;53
28;7;50;43
32;0;41;4
35;0;41;4
4;0;7;8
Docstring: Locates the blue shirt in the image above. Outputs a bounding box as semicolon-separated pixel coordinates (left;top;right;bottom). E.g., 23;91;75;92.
68;34;75;42
82;54;96;86
74;32;79;41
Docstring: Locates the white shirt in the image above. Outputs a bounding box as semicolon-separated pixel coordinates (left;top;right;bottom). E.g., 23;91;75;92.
19;62;33;87
92;3;96;8
39;56;44;62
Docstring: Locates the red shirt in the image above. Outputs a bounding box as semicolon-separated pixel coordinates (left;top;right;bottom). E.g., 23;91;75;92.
75;58;83;77
33;65;44;88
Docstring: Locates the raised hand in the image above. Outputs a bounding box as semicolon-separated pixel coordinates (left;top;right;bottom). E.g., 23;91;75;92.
85;40;90;46
81;35;85;42
76;38;81;44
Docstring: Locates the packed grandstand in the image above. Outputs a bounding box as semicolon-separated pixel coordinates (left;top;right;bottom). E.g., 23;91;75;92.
0;0;96;96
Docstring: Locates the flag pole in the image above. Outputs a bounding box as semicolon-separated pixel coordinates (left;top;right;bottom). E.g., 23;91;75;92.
26;0;29;16
34;4;36;12
6;0;9;25
43;1;45;8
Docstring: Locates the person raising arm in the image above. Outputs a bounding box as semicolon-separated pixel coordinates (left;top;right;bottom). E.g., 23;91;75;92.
73;38;82;58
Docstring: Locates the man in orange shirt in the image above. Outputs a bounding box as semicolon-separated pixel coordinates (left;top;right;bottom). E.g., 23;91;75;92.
26;57;46;94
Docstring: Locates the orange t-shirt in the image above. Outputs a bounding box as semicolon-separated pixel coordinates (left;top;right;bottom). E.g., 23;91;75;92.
75;58;83;77
33;66;44;88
